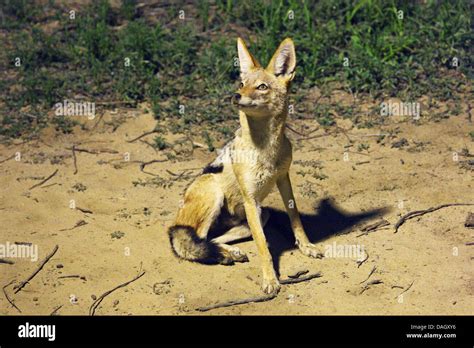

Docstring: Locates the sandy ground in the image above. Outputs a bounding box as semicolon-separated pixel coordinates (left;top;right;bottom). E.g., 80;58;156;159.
0;103;473;315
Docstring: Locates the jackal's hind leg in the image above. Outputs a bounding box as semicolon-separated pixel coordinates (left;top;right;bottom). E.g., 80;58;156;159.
210;208;270;263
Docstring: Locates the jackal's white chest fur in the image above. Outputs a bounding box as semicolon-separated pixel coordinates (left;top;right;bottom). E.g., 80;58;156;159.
215;133;291;215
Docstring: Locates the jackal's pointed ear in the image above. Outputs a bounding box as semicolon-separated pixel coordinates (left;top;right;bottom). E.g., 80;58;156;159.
266;38;296;81
237;37;261;75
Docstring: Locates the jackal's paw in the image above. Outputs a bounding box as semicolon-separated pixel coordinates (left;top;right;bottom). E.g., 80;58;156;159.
228;246;249;263
298;243;324;259
262;277;281;295
219;246;248;264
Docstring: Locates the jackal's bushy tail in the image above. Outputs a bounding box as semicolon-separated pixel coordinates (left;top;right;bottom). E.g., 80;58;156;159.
168;225;225;264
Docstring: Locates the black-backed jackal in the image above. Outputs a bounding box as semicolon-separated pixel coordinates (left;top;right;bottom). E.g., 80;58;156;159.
168;37;322;294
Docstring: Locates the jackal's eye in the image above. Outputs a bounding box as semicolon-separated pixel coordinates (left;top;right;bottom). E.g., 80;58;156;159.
239;82;244;88
257;83;268;90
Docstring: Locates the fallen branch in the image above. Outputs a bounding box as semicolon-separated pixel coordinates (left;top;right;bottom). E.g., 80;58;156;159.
14;245;59;294
89;270;146;316
394;203;474;233
3;280;21;313
195;272;322;312
28;169;59;190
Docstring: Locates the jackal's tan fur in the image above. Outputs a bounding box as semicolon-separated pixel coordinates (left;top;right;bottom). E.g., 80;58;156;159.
168;37;322;294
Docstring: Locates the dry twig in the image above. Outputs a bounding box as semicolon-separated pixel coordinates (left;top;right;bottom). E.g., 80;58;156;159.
3;280;21;313
127;130;160;143
195;272;322;312
72;145;78;175
395;280;415;298
356;219;390;237
359;266;377;284
394;203;474;233
357;251;369;268
14;245;59;294
28;169;59;190
89;270;146;316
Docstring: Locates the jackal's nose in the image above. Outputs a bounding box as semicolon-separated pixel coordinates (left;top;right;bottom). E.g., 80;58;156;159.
234;93;241;101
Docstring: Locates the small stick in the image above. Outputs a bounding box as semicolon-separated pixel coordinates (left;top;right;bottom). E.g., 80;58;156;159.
347;150;371;157
76;207;93;214
59;220;88;231
139;139;158;153
91;111;104;130
50;305;63;316
196;293;277;312
395;280;415;298
72;145;78;175
355;160;370;165
359;266;377;284
3;280;21;313
360;279;383;294
357;219;390;237
14;245;59;294
66;147;119;154
0;259;15;265
89;270;146;316
127;130;160;143
196;272;322;312
286;124;318;137
28;169;59;190
0;154;15;164
58;275;86;280
394;203;474;233
357;251;369;268
139;159;168;176
280;272;322;285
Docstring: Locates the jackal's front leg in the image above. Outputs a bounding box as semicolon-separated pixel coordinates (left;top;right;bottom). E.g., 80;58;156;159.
234;171;280;294
277;173;323;258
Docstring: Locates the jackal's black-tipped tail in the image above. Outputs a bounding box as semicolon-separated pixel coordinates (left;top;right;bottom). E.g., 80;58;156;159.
168;225;229;265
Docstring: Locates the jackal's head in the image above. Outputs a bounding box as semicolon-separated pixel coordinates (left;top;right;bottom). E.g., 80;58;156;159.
233;37;296;117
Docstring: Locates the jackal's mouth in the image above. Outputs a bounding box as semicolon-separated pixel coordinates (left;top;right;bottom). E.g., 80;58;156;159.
238;103;257;108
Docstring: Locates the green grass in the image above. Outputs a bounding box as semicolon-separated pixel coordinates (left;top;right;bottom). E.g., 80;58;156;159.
0;0;471;140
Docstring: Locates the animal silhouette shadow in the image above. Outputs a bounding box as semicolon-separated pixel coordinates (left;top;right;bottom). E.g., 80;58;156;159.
260;198;390;275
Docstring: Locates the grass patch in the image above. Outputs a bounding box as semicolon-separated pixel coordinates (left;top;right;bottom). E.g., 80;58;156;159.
0;0;471;140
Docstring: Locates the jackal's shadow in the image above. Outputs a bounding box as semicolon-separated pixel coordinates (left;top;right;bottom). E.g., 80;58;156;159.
262;198;390;276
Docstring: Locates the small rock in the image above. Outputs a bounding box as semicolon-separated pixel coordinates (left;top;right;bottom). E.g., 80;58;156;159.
464;212;474;228
56;264;63;269
91;294;97;300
